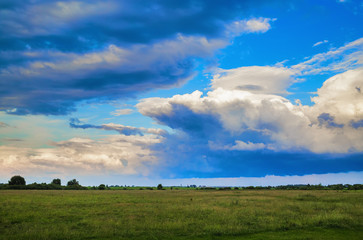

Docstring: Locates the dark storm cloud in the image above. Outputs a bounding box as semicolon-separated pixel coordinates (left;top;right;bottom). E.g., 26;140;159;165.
0;0;275;115
0;0;266;51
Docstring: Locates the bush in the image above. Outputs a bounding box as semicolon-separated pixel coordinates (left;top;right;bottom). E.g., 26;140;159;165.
99;184;106;190
157;184;163;190
8;175;26;185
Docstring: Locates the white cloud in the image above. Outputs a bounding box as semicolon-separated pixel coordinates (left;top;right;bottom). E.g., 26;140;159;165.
313;40;328;47
0;134;162;177
309;68;363;123
211;66;296;94
227;17;275;36
138;68;363;153
111;109;133;116
209;140;266;151
137;38;363;154
293;37;363;75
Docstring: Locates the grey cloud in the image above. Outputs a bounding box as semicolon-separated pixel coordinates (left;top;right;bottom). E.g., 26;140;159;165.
69;118;166;136
0;0;276;115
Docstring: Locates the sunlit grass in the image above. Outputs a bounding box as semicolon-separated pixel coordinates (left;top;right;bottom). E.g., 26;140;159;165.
0;190;362;239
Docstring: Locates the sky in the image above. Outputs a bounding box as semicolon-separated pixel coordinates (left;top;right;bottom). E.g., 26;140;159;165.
0;0;363;186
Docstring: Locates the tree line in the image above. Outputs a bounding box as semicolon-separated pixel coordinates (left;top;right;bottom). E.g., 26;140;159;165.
0;175;87;190
1;175;362;190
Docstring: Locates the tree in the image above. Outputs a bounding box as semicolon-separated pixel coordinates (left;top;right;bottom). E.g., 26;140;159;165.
98;184;106;190
157;183;163;190
67;179;79;186
51;178;61;185
8;175;26;185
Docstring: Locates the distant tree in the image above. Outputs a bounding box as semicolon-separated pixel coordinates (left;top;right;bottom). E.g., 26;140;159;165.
157;184;163;190
8;175;26;185
67;179;79;186
98;184;106;190
51;178;61;185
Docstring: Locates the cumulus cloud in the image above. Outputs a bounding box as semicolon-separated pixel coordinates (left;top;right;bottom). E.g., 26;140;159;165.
0;0;274;115
137;40;363;155
0;135;162;177
135;63;363;177
309;68;363;123
138;85;363;154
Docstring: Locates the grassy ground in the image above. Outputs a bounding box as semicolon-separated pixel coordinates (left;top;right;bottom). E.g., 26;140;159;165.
0;190;362;239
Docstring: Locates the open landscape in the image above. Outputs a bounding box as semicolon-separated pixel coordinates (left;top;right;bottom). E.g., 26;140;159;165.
1;1;362;239
1;189;362;240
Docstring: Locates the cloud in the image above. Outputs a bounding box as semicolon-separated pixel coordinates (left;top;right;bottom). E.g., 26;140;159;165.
209;140;266;151
0;37;224;115
211;66;296;94
292;37;363;75
0;0;274;115
69;118;166;136
313;40;328;47
138;85;363;154
111;109;133;116
136;40;363;177
226;17;275;35
0;135;162;177
309;67;363;123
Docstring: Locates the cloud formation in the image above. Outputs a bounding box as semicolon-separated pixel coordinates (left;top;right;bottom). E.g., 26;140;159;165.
0;135;162;177
211;66;295;94
0;0;274;115
135;39;363;177
69;118;166;136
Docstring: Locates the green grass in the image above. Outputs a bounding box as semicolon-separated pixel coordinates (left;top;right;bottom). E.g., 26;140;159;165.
0;190;362;239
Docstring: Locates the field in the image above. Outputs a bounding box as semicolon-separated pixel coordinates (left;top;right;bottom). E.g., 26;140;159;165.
0;190;362;240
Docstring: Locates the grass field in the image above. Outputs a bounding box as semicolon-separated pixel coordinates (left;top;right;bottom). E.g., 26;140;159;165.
0;190;362;239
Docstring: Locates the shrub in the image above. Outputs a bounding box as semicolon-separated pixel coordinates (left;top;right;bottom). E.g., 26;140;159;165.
157;184;163;190
99;184;106;190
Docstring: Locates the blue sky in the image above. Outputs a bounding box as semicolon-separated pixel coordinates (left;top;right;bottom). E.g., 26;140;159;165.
0;0;362;186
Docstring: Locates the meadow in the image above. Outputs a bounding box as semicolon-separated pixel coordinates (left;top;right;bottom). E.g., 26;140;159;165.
0;189;362;240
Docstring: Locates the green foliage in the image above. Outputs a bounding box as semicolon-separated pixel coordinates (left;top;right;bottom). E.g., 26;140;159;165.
67;179;79;186
98;184;106;190
8;175;26;186
51;178;61;185
157;183;163;190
